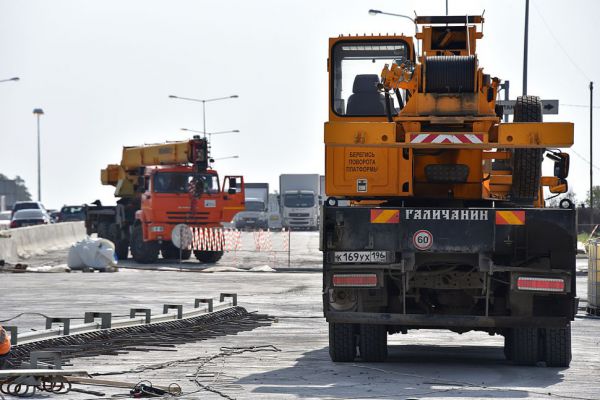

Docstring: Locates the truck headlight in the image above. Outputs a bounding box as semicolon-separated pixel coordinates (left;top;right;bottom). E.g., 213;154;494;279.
151;226;164;232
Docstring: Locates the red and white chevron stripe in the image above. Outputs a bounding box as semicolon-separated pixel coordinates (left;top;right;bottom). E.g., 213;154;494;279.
409;133;484;144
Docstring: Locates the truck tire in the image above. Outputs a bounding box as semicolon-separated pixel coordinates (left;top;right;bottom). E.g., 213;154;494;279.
109;223;129;260
359;324;387;362
97;222;110;239
162;242;191;260
329;323;356;362
510;327;540;365
130;224;159;264
503;333;513;360
194;250;224;263
511;96;544;204
544;325;571;367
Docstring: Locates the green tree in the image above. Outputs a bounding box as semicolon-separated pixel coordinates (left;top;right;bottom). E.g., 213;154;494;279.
0;173;32;202
585;185;600;209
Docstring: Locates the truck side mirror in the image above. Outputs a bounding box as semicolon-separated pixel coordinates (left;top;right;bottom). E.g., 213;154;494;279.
547;152;569;179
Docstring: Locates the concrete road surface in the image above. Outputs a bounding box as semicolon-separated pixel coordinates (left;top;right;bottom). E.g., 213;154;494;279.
1;233;599;399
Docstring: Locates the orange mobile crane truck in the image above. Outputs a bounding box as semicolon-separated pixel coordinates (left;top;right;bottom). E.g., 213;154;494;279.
322;15;576;367
86;136;244;264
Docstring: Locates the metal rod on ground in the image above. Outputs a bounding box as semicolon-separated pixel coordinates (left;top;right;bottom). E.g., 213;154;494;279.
591;81;595;227
523;0;529;96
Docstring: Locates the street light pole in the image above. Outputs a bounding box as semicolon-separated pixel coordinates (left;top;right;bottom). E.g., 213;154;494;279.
368;10;420;55
523;0;530;96
590;81;594;227
33;108;44;202
169;94;239;140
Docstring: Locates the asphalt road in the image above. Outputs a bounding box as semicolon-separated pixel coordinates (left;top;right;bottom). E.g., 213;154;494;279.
1;232;598;399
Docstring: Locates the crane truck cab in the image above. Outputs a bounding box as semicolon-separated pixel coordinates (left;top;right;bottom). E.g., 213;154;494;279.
86;136;245;264
322;15;576;367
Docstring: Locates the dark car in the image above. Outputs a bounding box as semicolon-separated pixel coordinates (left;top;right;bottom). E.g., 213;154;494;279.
11;201;47;218
10;209;52;228
59;205;86;222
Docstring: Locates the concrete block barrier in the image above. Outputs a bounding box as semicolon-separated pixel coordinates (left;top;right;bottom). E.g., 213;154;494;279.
0;222;86;263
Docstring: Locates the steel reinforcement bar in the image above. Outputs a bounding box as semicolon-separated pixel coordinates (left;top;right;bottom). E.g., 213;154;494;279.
7;307;273;369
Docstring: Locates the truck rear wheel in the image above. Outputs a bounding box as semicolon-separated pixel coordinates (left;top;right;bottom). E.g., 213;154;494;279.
161;242;191;260
510;327;540;365
194;250;224;263
130;224;159;264
503;333;513;360
97;222;110;239
359;324;387;362
329;323;356;362
511;96;544;204
543;325;571;367
109;223;129;260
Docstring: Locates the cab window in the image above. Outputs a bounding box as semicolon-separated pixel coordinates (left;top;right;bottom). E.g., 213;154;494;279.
331;40;409;116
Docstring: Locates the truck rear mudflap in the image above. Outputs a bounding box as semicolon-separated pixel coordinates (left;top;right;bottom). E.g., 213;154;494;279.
322;205;577;327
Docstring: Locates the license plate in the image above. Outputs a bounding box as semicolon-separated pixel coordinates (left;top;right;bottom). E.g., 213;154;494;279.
333;251;388;263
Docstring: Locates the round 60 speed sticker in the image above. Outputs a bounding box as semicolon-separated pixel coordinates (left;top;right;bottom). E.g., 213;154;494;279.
413;230;433;250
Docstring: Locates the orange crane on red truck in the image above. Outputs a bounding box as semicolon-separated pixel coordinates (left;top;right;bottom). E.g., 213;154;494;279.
85;136;244;264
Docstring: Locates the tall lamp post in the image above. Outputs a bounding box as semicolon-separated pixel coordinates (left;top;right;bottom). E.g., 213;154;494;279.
212;155;239;161
180;128;239;157
368;9;420;54
168;94;238;143
33;108;44;202
523;0;530;95
0;77;19;83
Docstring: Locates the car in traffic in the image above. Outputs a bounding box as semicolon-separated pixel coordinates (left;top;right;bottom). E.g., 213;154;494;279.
0;211;11;230
11;201;47;218
10;209;53;228
58;205;86;222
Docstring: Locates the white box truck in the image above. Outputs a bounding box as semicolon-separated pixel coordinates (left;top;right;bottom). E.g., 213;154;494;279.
234;183;269;230
279;174;320;230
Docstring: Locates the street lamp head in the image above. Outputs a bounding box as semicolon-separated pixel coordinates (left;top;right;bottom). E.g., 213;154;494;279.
10;77;19;81
230;95;239;98
33;108;44;115
232;130;240;133
368;9;382;15
168;95;178;99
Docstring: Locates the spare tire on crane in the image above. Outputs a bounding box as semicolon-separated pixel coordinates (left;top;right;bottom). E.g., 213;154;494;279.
511;96;544;204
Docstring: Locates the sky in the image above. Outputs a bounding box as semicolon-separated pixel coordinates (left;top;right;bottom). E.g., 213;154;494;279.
0;0;598;209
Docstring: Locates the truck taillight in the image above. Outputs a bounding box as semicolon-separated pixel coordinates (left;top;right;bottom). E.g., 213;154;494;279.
9;220;17;228
333;274;377;287
517;277;565;292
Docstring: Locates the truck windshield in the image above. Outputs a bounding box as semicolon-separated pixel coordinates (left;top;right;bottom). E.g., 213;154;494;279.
284;194;315;208
153;172;219;194
331;40;409;116
245;200;265;212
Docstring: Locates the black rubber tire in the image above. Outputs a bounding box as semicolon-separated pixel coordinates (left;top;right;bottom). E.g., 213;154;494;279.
503;333;513;361
161;242;191;260
510;327;540;365
359;324;388;362
130;224;159;264
511;95;544;204
425;55;476;93
544;325;572;367
194;250;224;263
108;223;128;260
329;323;356;362
97;222;109;239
